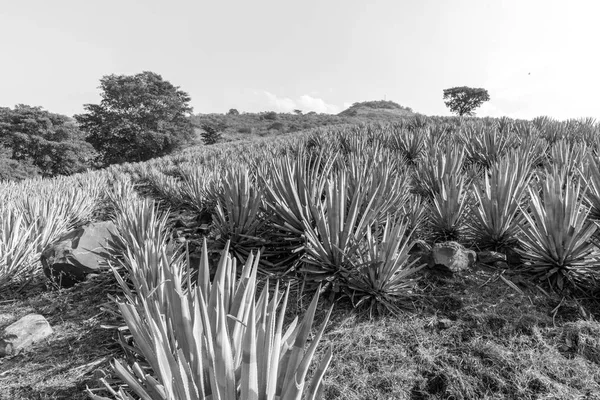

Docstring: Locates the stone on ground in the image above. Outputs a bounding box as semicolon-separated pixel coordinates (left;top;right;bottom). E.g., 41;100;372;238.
40;221;117;288
431;241;476;272
0;314;53;357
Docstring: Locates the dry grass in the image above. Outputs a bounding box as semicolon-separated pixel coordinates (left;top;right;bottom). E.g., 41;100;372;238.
313;264;600;400
0;275;122;400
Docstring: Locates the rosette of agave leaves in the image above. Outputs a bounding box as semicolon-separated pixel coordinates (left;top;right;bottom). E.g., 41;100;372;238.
91;198;333;400
517;171;600;292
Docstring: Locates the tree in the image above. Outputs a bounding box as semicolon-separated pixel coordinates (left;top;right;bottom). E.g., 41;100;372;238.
0;105;96;178
200;123;223;145
443;87;490;116
75;71;194;165
227;108;240;116
293;109;303;115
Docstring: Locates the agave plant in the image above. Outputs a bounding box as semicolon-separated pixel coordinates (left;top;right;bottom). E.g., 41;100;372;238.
347;216;425;316
208;167;270;264
427;173;469;243
91;239;333;400
412;141;465;200
460;125;515;170
0;208;38;290
550;140;587;173
386;127;426;166
301;169;378;289
468;153;532;250
517;172;600;292
343;150;411;225
581;153;600;221
260;150;336;274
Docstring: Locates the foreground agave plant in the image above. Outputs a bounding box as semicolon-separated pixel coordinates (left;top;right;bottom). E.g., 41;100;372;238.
469;153;532;250
91;234;333;400
517;172;600;292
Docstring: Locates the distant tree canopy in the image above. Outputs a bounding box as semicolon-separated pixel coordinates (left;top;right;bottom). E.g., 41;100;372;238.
443;87;490;116
75;71;194;166
227;108;239;116
0;105;96;180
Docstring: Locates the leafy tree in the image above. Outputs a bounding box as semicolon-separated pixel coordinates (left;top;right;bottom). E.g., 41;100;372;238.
227;108;240;116
0;105;96;178
200;123;223;145
75;71;194;165
443;87;490;116
293;109;303;115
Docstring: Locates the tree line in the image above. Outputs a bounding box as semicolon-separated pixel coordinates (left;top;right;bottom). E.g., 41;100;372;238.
0;69;489;181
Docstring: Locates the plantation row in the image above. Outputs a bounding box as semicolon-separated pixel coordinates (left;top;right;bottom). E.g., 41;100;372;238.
3;115;600;398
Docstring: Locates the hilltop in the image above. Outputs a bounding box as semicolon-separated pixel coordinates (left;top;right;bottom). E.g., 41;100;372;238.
338;100;415;119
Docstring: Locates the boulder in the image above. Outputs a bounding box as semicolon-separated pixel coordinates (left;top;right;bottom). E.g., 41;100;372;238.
477;251;507;265
41;221;117;288
0;314;53;357
431;242;476;272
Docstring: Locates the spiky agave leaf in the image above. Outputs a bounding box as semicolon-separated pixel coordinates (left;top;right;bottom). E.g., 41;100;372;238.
93;239;332;400
468;152;532;250
517;172;600;292
427;173;469;243
301;169;378;289
348;216;425;316
460;125;516;170
208;166;269;264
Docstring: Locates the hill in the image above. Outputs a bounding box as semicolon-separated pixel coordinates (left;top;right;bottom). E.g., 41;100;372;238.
338;100;415;119
191;101;416;144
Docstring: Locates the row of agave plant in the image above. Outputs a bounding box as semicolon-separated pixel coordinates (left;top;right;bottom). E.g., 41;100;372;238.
129;124;600;298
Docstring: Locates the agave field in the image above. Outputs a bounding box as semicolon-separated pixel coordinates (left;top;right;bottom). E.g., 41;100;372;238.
2;115;600;399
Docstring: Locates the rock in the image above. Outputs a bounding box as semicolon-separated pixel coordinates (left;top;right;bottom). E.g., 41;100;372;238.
493;261;509;270
477;251;506;265
437;318;454;329
431;241;476;272
0;314;53;357
41;221;117;288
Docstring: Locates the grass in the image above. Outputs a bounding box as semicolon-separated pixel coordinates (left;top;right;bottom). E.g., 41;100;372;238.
0;275;122;400
2;252;600;399
318;264;600;399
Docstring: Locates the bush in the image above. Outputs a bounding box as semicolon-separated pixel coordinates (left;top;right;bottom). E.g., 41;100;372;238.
262;111;278;120
267;122;285;131
200;123;223;145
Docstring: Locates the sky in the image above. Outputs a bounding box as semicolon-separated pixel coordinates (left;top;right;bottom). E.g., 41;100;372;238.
0;0;599;120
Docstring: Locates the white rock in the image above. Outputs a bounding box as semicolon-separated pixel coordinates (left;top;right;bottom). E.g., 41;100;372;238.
0;313;53;357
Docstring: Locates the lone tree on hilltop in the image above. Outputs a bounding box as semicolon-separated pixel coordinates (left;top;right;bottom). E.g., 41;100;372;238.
75;71;194;165
443;86;490;116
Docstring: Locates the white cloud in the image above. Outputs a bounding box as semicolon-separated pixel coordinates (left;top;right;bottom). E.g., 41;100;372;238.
298;94;340;114
260;91;342;114
262;91;296;113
